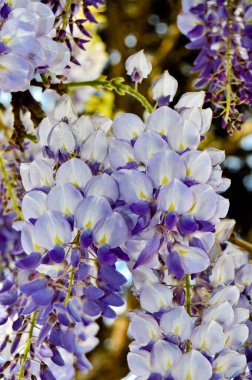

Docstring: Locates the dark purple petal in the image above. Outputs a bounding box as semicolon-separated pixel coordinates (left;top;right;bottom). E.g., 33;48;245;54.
85;286;104;300
39;344;53;358
62;329;75;353
147;374;163;380
37;322;52;345
112;247;130;262
80;230;93;248
133;229;163;269
197;220;215;232
16;252;42;270
20;279;47;296
0;308;8;325
49;245;65;263
164;211;178;230
84;8;98;23
97;245;117;265
10;333;21;354
70;248;80;267
58;312;70;327
51;347;65;366
0;3;11;18
101;305;117;319
76;263;90;280
49;325;63;347
0;42;7;53
12;317;23;331
188;24;204;39
178;214;198;235
32;288;53;306
100;266;127;286
21;300;37;316
83;301;101;317
189;237;206;251
0;288;18;306
130;200;149;216
67;300;81;322
167;250;185;278
102;293;124;307
0;277;14;293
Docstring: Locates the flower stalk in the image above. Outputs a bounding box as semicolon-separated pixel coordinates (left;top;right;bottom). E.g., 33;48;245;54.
18;310;38;380
0;153;22;219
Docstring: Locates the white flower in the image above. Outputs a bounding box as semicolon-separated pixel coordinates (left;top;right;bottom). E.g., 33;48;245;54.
152;70;178;106
125;49;152;83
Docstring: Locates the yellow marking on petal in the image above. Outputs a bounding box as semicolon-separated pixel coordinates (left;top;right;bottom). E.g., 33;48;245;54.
139;190;148;199
225;336;231;345
168;202;175;212
160;129;166;135
162;175;169;185
84;220;93;229
98;235;107;245
185;372;193;380
201;340;208;350
173;325;180;335
73;181;79;187
0;64;6;71
64;207;71;215
149;150;154;157
151;330;158;339
215;364;225;373
132;132;139;137
165;360;172;370
188;202;196;214
54;235;63;245
127;156;134;162
179;143;185;151
1;37;12;44
186;168;192;176
178;248;188;255
34;242;41;251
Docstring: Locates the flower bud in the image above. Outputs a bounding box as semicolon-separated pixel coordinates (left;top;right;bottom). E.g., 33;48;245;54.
125;50;152;83
152;70;178;106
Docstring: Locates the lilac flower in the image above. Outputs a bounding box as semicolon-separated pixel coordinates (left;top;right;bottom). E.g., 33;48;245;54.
2;87;245;379
152;70;178;106
0;0;70;92
178;1;252;133
125;50;152;83
43;0;104;61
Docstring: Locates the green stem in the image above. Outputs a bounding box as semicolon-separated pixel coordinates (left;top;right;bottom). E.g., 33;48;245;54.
64;268;75;305
185;274;191;316
185;274;191;352
225;0;232;124
62;0;72;30
32;78;154;114
65;79;153;114
18;311;38;380
0;154;22;219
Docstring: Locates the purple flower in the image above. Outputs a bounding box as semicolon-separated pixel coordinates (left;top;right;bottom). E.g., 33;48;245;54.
178;1;252;133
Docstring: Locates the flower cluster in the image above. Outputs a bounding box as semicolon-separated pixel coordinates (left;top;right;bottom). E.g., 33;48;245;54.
0;75;236;377
127;233;252;379
178;0;252;133
43;0;105;65
0;0;70;92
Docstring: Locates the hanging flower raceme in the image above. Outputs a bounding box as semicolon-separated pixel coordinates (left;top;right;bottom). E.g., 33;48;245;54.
0;0;70;92
0;82;235;377
127;222;252;380
42;0;105;65
178;0;252;133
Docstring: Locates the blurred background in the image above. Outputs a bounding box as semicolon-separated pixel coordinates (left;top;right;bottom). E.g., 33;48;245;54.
75;1;252;378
